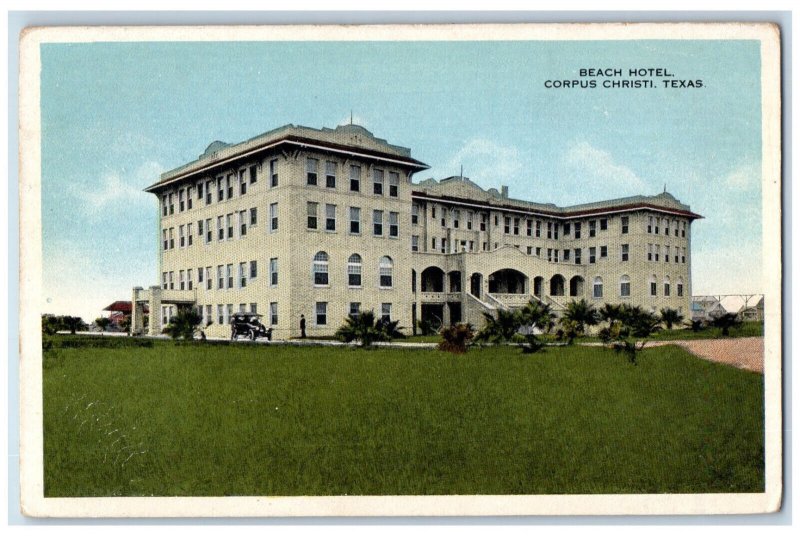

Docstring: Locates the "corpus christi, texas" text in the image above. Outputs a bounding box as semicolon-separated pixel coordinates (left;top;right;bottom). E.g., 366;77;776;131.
544;67;703;89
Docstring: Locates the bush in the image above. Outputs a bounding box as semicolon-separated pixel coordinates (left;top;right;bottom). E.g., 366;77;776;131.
438;323;474;354
162;308;203;341
416;318;437;336
335;311;393;348
711;313;743;336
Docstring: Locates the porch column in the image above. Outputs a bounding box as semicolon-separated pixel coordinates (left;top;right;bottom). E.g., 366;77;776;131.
131;287;144;335
442;302;451;326
148;285;162;336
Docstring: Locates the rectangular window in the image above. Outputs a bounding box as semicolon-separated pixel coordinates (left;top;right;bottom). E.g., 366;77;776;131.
239;262;247;288
574;248;581;264
325;204;336;232
217;265;224;290
177;224;185;246
226;173;234;199
563;222;570;236
168;271;174;290
169;228;174;249
315;302;327;326
179;189;185;212
682;247;686;263
162;271;167;290
270;258;278;286
600;245;607;258
250;260;257;279
621;281;631;297
206;267;212;290
349;206;361;234
325;160;336;188
239;210;247;237
411;204;419;225
621;216;629;234
535;247;541;257
664;282;671;296
217;216;224;241
270;203;278;231
650;282;658;296
600;218;608;231
589;247;596;264
648;216;653;234
239;169;247;195
677;283;684;297
239;303;247;313
306;202;318;229
187;187;193;210
647;243;653;261
563;249;571;261
187;223;193;246
441;207;447;228
250;207;257;226
547;222;553;239
349;302;361;318
350;165;361;192
553;250;559;263
348;260;361;287
226;264;234;289
249;164;257;184
513;218;520;235
682;222;687;238
226;213;234;239
467;211;474;230
664;245;670;263
198;267;204;284
270;302;278;325
621;244;629;262
432;237;437;250
162;229;168;251
381;303;391;323
373;210;383;236
411;235;419;252
480;213;487;231
306;157;318;185
504;217;511;234
227;304;233;325
388;171;399;197
205;218;212;243
655;245;660;262
574;222;581;239
197;219;203;238
373;169;384;195
270;159;278;187
162;195;168;217
452;210;460;229
389;211;399;237
535;220;541;238
217;305;224;326
168;193;175;215
206;180;213;204
205;305;212;326
589;220;596;237
547;248;553;262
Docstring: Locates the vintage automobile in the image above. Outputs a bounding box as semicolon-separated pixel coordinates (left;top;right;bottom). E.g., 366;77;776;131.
230;313;272;341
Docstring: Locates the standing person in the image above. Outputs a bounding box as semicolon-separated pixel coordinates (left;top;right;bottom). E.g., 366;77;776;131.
300;314;306;338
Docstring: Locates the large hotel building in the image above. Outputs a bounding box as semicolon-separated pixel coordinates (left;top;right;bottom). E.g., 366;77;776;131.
132;123;701;338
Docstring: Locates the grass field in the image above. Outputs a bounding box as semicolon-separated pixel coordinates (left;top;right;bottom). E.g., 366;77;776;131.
43;336;764;497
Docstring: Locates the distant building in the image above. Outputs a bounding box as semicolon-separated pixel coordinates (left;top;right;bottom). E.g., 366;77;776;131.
691;296;727;321
132;123;701;339
103;301;148;330
738;296;764;322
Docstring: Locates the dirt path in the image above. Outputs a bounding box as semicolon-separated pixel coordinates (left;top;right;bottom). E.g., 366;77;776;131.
653;337;764;373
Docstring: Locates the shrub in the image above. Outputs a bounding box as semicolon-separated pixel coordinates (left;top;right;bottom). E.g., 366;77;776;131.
711;313;743;336
659;308;684;330
416;318;437;336
162;308;203;341
335;311;390;348
602;304;662;365
438;323;474;354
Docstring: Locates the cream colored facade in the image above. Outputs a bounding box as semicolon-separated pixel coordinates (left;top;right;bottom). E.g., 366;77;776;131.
132;124;701;339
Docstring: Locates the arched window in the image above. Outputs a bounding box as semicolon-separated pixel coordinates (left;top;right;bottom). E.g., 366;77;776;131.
347;254;362;287
677;277;684;297
619;275;631;297
664;276;671;297
593;276;603;298
379;256;393;288
313;251;329;285
649;275;657;297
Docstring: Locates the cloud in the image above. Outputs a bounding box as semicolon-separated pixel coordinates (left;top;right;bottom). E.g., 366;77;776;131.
722;160;761;192
430;138;524;184
70;161;164;216
563;141;649;195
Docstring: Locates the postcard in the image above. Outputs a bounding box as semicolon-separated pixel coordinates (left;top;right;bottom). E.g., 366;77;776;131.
18;22;782;517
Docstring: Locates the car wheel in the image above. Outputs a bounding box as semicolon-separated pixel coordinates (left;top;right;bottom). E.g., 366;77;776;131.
249;330;256;341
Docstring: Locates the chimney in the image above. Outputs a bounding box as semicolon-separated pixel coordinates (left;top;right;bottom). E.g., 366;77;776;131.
501;185;509;198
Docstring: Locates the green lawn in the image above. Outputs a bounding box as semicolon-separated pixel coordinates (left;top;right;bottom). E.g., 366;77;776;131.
43;336;764;497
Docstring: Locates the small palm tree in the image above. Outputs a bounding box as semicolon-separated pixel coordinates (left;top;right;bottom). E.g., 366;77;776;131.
659;308;684;330
94;317;111;335
559;299;600;343
599;303;623;323
711;313;743;336
335;311;389;347
474;308;521;344
162;308;202;340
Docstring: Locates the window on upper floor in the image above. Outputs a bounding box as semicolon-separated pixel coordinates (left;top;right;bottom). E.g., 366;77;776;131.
239;169;247;195
313;251;329;286
270;159;278;187
373;168;384;195
411;204;419;225
388;171;399;197
347;254;362;287
600;218;608;231
325;161;336;188
306;157;318;186
270;202;278;231
621;216;629;234
270;258;278;286
620;275;631;297
379;256;393;288
226;174;234;199
249;164;258;185
325;204;336;232
389;212;399;238
589;220;596;237
349;207;361;234
350;165;361;192
589;247;596;264
307;202;319;230
373;210;383;236
217;177;224;202
411;235;419;252
621;243;629;262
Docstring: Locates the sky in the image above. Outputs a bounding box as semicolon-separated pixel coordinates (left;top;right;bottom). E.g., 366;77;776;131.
39;39;764;322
